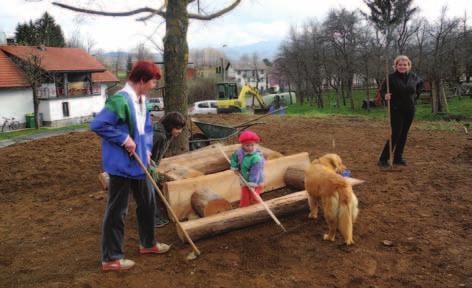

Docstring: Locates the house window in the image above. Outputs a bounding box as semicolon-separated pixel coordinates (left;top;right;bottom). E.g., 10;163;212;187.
62;102;70;117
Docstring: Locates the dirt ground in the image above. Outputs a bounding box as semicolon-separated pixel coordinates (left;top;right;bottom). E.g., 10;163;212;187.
0;114;471;288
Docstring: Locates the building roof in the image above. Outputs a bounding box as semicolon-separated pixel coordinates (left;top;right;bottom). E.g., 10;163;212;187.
0;45;106;72
92;70;119;83
0;50;29;88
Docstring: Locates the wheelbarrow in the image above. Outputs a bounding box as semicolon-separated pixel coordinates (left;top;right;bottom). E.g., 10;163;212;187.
188;108;288;150
189;119;264;150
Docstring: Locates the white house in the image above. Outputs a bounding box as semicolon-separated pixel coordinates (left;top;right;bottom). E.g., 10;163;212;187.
0;45;118;129
0;49;33;128
231;62;270;93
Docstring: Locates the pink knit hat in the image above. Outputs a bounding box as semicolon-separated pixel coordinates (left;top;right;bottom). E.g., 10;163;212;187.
238;130;260;144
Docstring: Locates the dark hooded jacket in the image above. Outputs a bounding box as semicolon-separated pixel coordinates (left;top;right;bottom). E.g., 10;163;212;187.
381;71;423;111
151;123;171;166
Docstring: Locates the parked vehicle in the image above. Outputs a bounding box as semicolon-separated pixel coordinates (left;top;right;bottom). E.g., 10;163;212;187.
146;97;164;111
188;100;218;115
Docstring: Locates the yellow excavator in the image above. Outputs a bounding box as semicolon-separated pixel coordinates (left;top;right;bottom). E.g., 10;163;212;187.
215;82;268;113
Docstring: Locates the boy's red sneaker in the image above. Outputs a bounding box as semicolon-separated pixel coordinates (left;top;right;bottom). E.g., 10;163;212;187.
139;243;171;254
101;259;135;271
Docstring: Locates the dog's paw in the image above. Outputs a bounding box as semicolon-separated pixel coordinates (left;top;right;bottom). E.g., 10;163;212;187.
345;239;355;246
323;234;335;241
308;212;318;219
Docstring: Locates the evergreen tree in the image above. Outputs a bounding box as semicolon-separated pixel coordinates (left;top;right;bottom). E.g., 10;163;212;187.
15;12;65;47
362;0;417;46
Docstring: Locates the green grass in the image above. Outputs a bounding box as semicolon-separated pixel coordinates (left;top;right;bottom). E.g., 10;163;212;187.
286;89;472;122
0;124;88;141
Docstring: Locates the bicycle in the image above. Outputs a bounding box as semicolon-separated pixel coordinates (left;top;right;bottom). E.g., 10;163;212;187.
1;117;20;132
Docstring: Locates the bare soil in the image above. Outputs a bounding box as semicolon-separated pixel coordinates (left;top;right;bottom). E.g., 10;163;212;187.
0;114;471;288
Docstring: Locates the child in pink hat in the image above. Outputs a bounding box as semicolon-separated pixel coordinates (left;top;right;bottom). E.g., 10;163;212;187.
230;131;265;207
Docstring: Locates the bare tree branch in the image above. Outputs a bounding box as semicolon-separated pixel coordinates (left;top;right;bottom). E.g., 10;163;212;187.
53;0;241;22
187;0;241;20
52;2;165;18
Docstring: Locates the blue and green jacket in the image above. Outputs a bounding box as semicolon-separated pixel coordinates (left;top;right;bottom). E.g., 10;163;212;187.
90;91;153;179
230;148;265;187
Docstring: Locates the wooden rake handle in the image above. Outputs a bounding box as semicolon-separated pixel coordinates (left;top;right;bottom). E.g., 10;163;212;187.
132;152;201;256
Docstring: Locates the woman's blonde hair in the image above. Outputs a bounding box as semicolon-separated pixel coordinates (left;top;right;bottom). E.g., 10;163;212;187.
393;55;412;72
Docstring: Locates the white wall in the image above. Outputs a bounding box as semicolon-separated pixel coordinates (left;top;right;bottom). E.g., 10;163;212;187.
39;84;107;121
0;88;33;123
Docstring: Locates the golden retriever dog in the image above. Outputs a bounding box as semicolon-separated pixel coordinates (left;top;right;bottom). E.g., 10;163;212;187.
304;154;359;245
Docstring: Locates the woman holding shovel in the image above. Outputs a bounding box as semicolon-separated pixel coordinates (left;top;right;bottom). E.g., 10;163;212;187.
91;61;170;271
378;55;423;167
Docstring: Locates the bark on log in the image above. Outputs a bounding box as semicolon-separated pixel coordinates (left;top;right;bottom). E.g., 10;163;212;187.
191;188;232;217
178;191;309;242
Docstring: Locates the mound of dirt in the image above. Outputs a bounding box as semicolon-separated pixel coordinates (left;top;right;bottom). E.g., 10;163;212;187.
0;114;471;288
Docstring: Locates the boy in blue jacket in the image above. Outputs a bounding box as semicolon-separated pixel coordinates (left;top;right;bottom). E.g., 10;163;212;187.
91;61;169;271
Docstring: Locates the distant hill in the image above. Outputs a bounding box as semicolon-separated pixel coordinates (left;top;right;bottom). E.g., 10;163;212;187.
99;39;282;64
224;40;282;61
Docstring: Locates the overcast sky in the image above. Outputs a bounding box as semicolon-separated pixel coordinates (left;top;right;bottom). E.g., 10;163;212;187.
0;0;470;52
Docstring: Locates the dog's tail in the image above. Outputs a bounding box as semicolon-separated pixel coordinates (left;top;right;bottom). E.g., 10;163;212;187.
338;201;354;245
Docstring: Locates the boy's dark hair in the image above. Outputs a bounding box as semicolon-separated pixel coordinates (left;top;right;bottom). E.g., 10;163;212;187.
160;111;186;132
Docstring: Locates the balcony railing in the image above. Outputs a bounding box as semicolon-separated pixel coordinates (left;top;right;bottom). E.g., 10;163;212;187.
37;82;101;99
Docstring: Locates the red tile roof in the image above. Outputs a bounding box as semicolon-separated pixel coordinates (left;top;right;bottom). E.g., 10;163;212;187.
0;50;29;88
92;70;119;83
0;45;105;72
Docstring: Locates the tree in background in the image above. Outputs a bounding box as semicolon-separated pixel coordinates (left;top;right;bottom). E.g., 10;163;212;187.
126;54;133;77
53;0;241;154
135;43;154;61
12;52;47;129
15;12;65;47
66;29;97;54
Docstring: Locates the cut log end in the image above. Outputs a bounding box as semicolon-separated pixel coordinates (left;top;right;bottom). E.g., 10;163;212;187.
191;188;231;218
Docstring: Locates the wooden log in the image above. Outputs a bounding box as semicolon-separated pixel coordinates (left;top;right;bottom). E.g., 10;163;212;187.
178;191;309;242
191;188;232;217
284;165;365;190
158;143;283;176
284;166;306;190
165;152;310;220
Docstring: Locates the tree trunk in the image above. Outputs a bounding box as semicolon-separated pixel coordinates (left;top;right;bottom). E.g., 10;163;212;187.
164;0;190;155
348;78;354;110
287;81;294;104
440;81;449;113
431;79;439;114
191;188;232;217
33;85;40;129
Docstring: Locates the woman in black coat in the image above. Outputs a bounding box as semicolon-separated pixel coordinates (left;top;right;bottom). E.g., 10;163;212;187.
378;55;423;167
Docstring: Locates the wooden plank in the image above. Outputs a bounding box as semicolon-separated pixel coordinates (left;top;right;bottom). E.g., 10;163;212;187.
178;190;309;242
164;152;310;220
158;164;204;181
